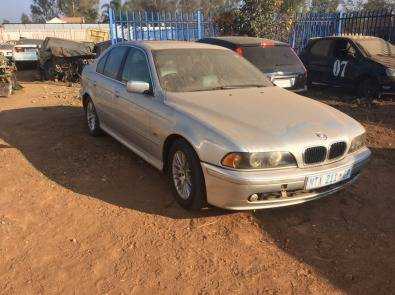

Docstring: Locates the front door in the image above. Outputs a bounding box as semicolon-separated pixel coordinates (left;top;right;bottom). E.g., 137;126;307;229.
329;39;360;87
114;47;154;152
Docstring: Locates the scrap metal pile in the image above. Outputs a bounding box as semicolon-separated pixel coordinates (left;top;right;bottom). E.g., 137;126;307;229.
39;37;95;83
0;52;17;97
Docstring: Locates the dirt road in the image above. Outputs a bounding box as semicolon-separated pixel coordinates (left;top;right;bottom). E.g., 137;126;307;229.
0;83;394;294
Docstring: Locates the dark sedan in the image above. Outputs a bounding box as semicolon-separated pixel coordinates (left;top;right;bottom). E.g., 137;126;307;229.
198;36;307;92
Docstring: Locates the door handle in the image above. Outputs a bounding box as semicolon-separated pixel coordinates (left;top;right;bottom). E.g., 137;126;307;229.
114;91;120;98
93;81;97;87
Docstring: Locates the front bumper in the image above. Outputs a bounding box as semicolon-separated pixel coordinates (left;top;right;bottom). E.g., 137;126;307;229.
202;147;371;210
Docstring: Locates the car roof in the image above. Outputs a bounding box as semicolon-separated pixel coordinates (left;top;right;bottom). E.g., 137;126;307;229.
199;36;289;46
120;40;227;51
310;35;382;42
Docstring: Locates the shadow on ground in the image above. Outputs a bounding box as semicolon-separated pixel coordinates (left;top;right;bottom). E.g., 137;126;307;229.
0;105;229;220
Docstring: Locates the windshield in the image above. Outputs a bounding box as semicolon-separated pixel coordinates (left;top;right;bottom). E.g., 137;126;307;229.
242;45;303;72
356;38;394;56
153;49;271;92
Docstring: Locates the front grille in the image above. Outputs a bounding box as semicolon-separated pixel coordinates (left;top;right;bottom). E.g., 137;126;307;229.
328;141;347;159
304;146;327;164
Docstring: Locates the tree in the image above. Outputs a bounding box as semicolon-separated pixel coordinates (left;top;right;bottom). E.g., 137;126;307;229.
21;13;32;24
310;0;340;12
100;0;122;22
233;0;305;41
363;0;395;10
30;0;60;22
58;0;100;22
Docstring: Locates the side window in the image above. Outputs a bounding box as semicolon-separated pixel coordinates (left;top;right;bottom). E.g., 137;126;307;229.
310;40;333;58
121;48;151;84
102;46;129;80
96;52;108;74
333;40;356;59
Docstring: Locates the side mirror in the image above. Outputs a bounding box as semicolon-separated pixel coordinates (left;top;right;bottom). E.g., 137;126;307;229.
126;81;151;94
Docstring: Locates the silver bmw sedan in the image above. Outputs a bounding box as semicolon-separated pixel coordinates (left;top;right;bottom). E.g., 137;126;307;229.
80;41;371;210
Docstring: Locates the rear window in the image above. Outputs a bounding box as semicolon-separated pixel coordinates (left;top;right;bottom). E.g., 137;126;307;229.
242;45;302;72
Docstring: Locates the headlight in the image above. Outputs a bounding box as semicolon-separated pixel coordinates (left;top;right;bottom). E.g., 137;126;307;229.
221;152;297;169
386;68;395;77
348;133;366;153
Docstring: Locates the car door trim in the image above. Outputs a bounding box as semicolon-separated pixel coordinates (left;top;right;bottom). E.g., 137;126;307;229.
100;123;163;170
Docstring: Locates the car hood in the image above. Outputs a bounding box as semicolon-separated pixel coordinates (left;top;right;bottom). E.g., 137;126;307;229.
165;87;364;151
370;54;395;69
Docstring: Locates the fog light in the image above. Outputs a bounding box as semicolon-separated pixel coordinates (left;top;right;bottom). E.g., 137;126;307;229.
249;194;259;202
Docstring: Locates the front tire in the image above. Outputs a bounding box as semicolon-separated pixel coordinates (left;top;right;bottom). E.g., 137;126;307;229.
85;99;102;136
168;140;206;210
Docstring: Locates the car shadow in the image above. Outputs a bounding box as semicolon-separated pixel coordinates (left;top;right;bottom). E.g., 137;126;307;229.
0;105;231;220
252;146;395;294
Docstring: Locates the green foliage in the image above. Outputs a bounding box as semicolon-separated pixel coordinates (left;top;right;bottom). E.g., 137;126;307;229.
58;0;100;22
362;0;395;10
218;0;305;42
310;0;339;13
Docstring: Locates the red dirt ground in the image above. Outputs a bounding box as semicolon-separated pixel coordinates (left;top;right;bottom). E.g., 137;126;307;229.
0;83;394;294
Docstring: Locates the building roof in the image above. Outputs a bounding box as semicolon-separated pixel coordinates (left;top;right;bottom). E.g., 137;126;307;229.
60;17;85;24
46;16;85;24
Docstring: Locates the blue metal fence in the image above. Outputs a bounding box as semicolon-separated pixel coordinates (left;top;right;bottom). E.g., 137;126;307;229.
290;9;395;53
109;8;218;45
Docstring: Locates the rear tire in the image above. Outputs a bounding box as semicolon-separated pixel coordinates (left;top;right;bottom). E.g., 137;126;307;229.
85;98;103;137
168;140;206;210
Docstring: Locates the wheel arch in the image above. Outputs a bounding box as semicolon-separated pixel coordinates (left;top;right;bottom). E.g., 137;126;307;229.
162;134;200;173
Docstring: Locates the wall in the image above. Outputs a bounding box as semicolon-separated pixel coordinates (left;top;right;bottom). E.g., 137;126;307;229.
0;23;110;43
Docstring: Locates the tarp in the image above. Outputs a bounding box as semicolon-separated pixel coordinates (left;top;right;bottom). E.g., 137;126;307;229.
41;37;95;58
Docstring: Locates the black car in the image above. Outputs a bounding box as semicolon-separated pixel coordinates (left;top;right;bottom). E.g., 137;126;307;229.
198;36;307;92
300;36;395;99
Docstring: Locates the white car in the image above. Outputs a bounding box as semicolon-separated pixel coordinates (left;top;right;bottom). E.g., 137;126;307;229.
13;44;39;63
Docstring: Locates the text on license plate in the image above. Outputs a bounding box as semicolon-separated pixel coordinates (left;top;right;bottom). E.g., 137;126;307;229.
305;166;352;190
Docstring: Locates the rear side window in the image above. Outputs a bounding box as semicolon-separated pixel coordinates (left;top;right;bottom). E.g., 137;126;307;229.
102;46;129;80
96;52;108;74
310;40;333;58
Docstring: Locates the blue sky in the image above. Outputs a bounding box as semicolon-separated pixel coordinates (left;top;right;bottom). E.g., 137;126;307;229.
0;0;109;22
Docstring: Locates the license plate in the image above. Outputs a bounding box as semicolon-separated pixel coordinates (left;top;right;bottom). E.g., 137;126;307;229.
305;166;352;190
273;78;295;88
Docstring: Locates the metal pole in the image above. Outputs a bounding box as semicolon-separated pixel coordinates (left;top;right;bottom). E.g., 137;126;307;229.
197;10;203;40
109;7;117;45
337;11;344;36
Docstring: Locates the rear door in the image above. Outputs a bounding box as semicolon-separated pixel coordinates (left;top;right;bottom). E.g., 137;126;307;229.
304;39;334;84
93;46;129;129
